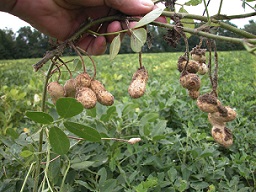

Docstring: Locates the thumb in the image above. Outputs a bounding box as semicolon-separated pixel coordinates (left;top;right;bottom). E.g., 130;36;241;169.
105;0;154;15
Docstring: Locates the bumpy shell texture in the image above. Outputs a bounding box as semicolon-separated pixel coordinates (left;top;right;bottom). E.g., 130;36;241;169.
208;106;237;124
197;93;221;113
90;80;114;106
97;90;114;106
128;66;148;99
189;90;200;100
190;46;207;63
90;80;106;93
177;56;199;73
180;73;201;91
211;126;233;148
75;87;97;109
75;73;91;90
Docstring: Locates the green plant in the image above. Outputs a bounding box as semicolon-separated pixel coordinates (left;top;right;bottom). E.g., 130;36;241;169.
1;51;256;191
1;0;256;191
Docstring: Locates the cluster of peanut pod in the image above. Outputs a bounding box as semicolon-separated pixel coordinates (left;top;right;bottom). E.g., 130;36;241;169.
178;46;208;100
47;64;149;109
178;46;237;148
47;72;114;109
197;93;237;147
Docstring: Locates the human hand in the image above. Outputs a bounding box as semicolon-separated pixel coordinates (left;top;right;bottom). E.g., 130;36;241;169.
5;0;165;55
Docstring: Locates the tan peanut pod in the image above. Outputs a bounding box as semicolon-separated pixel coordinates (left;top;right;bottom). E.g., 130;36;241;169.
188;90;200;100
197;93;222;113
208;106;237;124
128;66;148;99
191;54;206;63
190;46;207;63
64;79;76;98
180;73;201;91
74;73;91;90
75;87;97;109
96;90;114;106
197;63;209;75
211;126;233;148
177;57;200;73
47;81;65;104
90;80;106;93
90;80;114;106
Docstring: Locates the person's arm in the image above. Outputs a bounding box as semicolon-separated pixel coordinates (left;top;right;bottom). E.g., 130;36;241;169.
0;0;17;12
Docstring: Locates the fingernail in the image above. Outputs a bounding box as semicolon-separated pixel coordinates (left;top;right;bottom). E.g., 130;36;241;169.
140;0;154;7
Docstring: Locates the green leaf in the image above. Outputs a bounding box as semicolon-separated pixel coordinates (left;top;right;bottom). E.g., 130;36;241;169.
20;150;33;158
135;7;164;28
100;106;116;122
49;127;70;155
151;120;167;138
64;121;101;142
109;34;121;60
98;167;107;185
184;0;202;6
130;28;147;52
140;112;159;127
6;128;19;139
56;97;84;118
25;111;54;124
75;180;96;191
71;161;94;170
190;181;209;190
167;167;178;182
99;179;117;192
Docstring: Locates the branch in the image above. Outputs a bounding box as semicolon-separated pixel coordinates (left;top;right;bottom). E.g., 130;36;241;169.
161;11;256;39
152;21;256;45
33;11;256;71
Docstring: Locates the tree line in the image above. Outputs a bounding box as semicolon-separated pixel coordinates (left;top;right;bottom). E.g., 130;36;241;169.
0;20;256;60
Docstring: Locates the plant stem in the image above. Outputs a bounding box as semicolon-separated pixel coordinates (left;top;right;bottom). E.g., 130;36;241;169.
217;0;223;15
161;11;256;39
203;0;210;24
152;21;256;44
33;11;256;71
33;62;55;192
21;162;36;192
60;155;70;192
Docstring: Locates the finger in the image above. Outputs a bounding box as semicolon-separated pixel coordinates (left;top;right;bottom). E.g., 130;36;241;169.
77;36;107;55
105;0;154;15
57;0;154;15
106;21;123;42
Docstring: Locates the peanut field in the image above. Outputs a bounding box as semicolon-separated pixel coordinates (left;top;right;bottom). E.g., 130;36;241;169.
0;51;255;191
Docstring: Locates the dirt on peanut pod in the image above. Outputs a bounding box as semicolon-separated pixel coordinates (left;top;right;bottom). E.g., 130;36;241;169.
75;87;97;109
96;90;114;106
180;72;201;91
75;72;91;90
90;79;114;106
197;93;222;113
211;126;233;148
208;106;237;124
177;56;200;73
128;66;148;99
